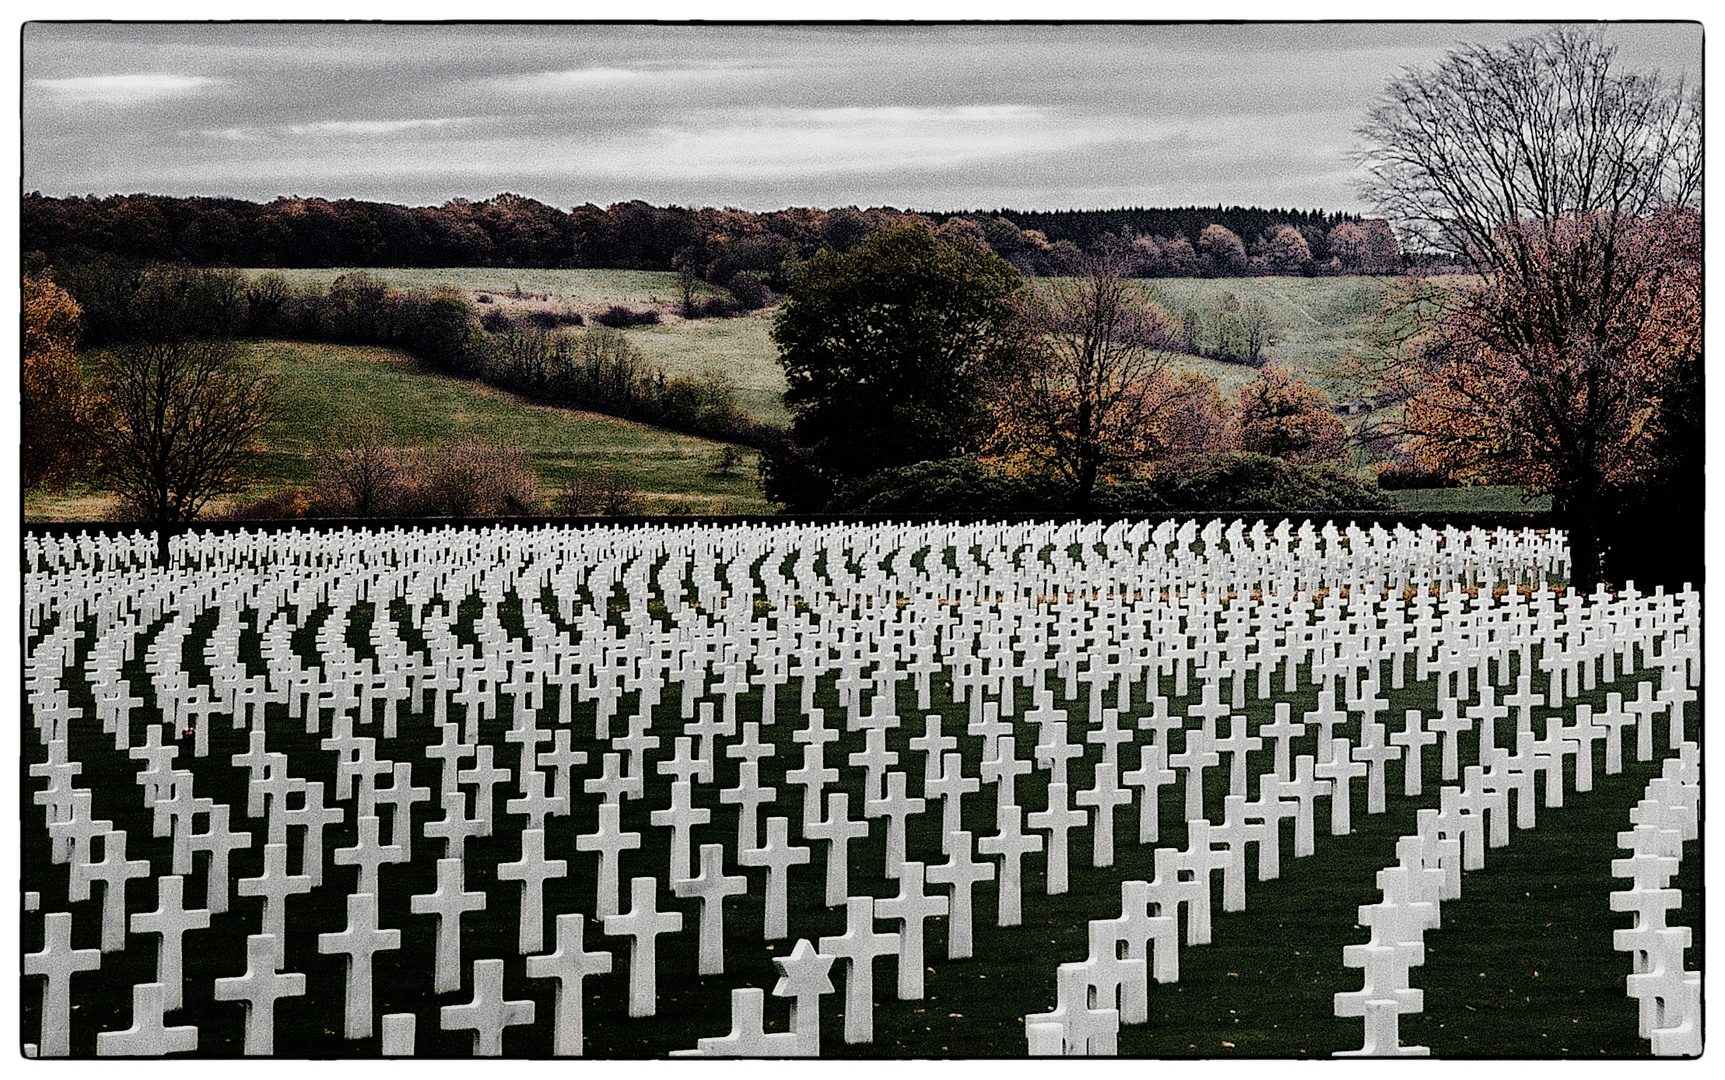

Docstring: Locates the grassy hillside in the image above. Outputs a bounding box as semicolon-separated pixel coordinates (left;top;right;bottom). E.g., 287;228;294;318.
243;267;792;426
633;312;790;426
249;267;685;307
1140;275;1396;391
26;340;773;522
244;269;1398;407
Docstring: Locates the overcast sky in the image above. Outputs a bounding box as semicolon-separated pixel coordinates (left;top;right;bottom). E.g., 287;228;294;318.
21;19;1702;215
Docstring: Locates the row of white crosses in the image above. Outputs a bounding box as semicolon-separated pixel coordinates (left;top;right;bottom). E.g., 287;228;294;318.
1023;685;1700;1057
22;521;1685;1057
1019;693;1700;1057
1014;606;1699;1053
1611;742;1701;1056
1331;728;1697;1055
24;518;1575;631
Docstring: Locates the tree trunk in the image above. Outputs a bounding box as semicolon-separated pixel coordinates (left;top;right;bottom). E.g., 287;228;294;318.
1564;485;1603;593
1075;458;1097;512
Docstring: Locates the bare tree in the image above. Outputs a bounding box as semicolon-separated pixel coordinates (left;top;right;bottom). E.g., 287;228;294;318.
989;253;1222;508
1354;26;1701;587
1357;27;1699;270
312;417;406;517
91;337;276;524
1240;297;1277;365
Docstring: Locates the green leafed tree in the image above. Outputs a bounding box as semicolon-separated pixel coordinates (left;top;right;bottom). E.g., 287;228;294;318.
766;221;1023;506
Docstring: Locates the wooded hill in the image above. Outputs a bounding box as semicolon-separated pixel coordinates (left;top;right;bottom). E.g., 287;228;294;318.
22;192;1396;279
938;205;1357;255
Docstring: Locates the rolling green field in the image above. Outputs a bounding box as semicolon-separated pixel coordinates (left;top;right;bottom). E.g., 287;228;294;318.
249;267;688;308
36;271;1538;523
633;312;791;426
25;340;774;521
241;269;1400;413
1137;275;1396;394
243;268;792;426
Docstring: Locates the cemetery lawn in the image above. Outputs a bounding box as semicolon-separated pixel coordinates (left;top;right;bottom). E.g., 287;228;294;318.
22;525;1698;1058
1386;487;1555;513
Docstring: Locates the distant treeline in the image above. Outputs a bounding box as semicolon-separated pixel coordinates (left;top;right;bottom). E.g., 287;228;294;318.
23;192;1403;280
939;205;1357;258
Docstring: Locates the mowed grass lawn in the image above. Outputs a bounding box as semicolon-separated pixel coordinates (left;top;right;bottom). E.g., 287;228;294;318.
24;340;773;521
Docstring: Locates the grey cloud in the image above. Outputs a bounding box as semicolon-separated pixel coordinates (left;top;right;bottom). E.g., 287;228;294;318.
22;21;1702;212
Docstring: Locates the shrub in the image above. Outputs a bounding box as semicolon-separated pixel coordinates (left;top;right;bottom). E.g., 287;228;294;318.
593;304;661;328
410;290;488;375
686;294;741;319
1376;466;1461;490
757;442;834;512
554;469;645;516
310;418;409;517
408;435;542;518
726;272;772;310
1236;364;1348;464
1124;451;1395;511
525;307;584;329
478;307;516;333
218;488;319;521
658;370;739;434
825;458;1066;515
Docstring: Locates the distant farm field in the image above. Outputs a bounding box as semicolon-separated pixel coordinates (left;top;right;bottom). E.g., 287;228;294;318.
248;267;687;307
1137;276;1398;391
26;340;773;522
241;270;1402;410
242;268;791;426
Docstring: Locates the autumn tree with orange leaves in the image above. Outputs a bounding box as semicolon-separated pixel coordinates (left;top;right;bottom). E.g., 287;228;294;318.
22;273;94;490
986;253;1228;508
1237;364;1348;465
1355;26;1700;588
